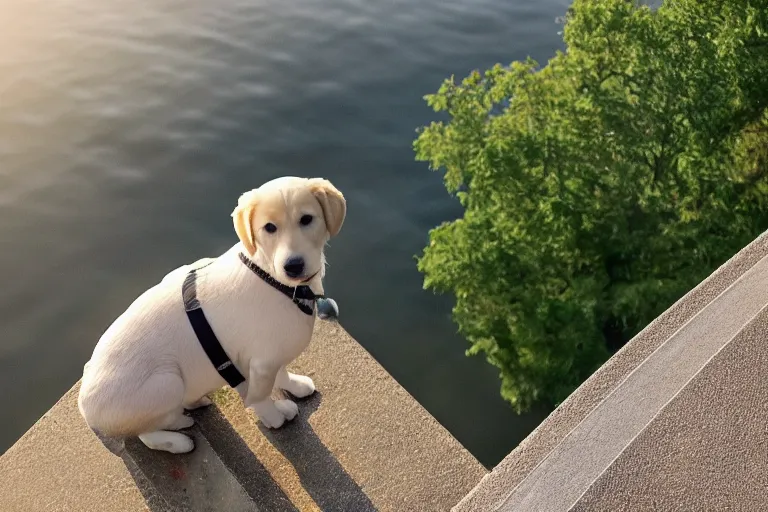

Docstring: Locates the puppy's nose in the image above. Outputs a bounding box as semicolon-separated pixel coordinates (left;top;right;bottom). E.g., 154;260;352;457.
283;257;305;278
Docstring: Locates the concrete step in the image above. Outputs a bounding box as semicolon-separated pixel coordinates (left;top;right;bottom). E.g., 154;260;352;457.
122;423;280;512
0;321;486;512
455;232;768;511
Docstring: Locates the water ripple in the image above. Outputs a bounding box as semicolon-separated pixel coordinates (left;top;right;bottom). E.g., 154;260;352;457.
0;0;570;465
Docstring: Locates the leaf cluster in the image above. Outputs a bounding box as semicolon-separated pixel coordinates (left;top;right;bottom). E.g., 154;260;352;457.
415;0;768;412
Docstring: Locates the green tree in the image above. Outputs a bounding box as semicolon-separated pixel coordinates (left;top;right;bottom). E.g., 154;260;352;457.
415;0;768;413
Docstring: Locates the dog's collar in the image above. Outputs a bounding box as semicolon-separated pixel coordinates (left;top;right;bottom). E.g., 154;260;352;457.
238;252;322;316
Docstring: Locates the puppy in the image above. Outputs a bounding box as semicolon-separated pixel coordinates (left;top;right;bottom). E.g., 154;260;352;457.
78;176;346;454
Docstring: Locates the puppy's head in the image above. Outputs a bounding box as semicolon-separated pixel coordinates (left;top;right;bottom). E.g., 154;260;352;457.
231;177;346;285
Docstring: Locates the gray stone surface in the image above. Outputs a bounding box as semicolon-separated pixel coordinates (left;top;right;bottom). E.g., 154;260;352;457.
211;320;487;511
123;422;291;512
0;383;289;512
454;232;768;511
572;308;768;511
0;321;486;512
0;385;150;512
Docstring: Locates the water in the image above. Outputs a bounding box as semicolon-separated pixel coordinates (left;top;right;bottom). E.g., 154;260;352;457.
0;0;569;466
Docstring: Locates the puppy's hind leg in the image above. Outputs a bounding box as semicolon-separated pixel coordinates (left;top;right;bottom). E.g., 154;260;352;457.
183;396;212;410
138;431;194;454
158;408;194;430
138;409;194;453
135;373;193;453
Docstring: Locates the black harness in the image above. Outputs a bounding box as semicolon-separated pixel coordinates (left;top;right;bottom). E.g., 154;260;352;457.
182;253;324;388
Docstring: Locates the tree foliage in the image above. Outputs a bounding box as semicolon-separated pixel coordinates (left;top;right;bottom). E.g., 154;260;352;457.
415;0;768;413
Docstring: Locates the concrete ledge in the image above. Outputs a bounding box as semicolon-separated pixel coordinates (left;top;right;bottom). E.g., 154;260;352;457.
572;305;768;511
0;385;151;512
0;321;486;512
455;231;768;511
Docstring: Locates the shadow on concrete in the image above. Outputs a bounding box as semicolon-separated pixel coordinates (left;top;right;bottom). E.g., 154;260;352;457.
261;391;377;512
117;391;374;512
122;406;297;512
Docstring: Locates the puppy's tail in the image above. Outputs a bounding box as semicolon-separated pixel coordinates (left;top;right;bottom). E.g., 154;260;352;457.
90;427;126;457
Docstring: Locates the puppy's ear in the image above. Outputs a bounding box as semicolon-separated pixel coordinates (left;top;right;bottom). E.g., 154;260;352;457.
232;190;258;256
309;178;346;237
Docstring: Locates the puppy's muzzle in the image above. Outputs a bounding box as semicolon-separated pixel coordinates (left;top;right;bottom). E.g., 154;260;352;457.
283;256;305;279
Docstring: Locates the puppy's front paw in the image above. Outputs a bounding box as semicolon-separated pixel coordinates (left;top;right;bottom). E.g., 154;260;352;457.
274;399;299;421
285;374;316;398
252;403;286;429
250;399;298;429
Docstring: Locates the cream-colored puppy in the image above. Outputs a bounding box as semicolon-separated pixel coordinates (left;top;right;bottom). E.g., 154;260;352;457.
78;176;345;454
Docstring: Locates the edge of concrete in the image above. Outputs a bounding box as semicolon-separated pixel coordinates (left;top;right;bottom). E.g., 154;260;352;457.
0;321;487;512
570;299;768;510
453;231;768;511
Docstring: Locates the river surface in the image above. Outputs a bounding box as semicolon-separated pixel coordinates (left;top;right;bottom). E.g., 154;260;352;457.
0;0;569;466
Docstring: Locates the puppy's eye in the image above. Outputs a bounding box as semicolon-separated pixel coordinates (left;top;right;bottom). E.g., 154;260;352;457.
299;215;313;226
264;223;277;234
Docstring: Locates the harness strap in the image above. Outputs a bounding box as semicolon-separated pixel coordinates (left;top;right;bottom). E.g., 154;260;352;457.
182;265;245;388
